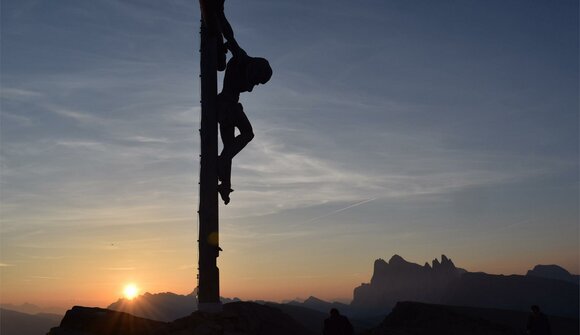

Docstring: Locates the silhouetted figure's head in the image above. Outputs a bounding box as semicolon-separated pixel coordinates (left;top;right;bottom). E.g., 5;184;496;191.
244;57;272;92
324;308;354;335
526;304;550;335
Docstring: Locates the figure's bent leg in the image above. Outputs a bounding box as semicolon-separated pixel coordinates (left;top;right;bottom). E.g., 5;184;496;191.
220;104;254;160
219;122;234;188
218;122;234;205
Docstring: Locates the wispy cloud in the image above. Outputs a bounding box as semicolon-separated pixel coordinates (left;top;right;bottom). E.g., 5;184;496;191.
28;276;61;280
100;267;136;271
1;88;43;99
124;136;170;144
47;105;101;123
54;140;107;151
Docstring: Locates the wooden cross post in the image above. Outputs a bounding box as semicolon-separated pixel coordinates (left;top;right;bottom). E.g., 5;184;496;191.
197;7;222;313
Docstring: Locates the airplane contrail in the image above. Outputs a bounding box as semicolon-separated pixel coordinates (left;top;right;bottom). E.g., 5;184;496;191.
303;198;377;225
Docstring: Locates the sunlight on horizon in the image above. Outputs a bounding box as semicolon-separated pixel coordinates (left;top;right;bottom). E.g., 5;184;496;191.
123;284;139;300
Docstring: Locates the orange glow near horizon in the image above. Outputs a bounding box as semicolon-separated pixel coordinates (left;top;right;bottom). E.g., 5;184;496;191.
1;246;578;314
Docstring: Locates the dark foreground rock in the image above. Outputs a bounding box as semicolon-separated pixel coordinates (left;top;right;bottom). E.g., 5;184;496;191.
363;301;579;335
47;306;167;335
48;302;314;335
365;301;519;335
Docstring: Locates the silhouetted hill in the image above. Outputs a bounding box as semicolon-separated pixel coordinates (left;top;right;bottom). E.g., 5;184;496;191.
47;306;167;335
1;308;62;335
352;255;579;318
107;291;241;322
363;301;579;335
526;264;580;284
48;302;314;335
107;291;197;321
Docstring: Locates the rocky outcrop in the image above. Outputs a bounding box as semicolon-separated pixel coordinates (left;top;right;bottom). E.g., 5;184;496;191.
47;306;167;335
352;255;464;312
48;302;314;335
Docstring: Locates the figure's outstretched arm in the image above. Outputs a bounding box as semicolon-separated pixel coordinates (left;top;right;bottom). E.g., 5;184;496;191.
217;8;247;58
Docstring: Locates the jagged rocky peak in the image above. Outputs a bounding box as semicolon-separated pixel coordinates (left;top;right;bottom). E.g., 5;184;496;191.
432;258;441;268
370;255;461;284
373;258;388;271
432;255;456;271
375;258;387;266
388;254;408;265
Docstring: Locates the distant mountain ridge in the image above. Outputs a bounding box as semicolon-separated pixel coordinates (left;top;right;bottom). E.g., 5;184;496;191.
0;302;63;315
107;291;241;322
107;291;196;322
353;254;579;318
288;296;352;314
1;308;62;335
526;264;579;284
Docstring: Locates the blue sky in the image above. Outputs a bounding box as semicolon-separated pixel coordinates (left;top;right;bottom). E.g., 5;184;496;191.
1;0;578;308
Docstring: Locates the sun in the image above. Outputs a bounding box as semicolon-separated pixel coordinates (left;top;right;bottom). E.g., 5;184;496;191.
123;284;139;300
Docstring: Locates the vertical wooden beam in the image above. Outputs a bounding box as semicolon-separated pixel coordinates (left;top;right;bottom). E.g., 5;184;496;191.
197;14;221;312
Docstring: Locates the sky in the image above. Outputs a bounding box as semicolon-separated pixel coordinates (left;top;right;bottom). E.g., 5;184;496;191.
1;0;578;312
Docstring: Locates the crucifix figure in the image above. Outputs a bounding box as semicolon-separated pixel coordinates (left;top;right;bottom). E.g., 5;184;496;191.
217;48;272;204
199;0;273;205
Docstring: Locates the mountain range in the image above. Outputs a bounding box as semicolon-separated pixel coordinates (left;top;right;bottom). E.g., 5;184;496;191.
352;255;579;318
4;253;578;334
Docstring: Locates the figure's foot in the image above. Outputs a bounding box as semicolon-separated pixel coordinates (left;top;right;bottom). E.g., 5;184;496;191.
217;184;233;205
